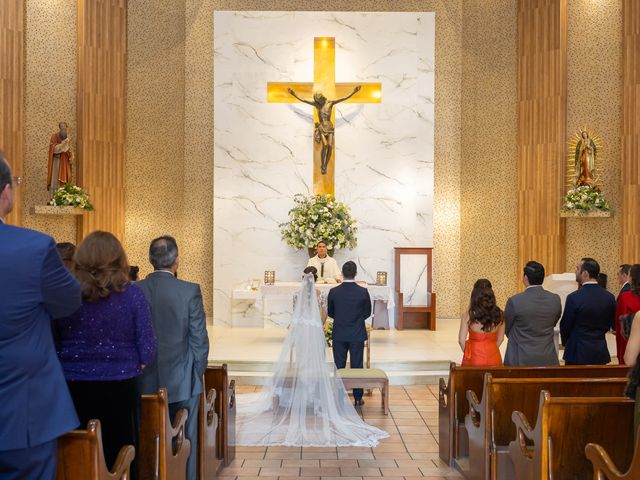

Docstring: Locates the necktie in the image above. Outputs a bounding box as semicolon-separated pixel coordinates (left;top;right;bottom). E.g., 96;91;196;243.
320;262;324;278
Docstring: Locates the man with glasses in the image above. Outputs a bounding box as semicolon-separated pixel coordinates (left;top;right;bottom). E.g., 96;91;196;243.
0;153;81;479
560;257;616;365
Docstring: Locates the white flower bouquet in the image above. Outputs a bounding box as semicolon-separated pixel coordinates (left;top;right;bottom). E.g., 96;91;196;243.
561;185;610;214
49;183;94;211
280;193;358;251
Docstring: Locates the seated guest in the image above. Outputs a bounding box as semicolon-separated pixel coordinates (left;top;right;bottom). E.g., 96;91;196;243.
616;264;640;365
129;265;140;282
560;257;616;365
53;231;156;470
0;153;81;480
56;241;76;270
504;261;561;366
303;265;318;282
458;279;504;366
136;236;208;480
307;241;342;283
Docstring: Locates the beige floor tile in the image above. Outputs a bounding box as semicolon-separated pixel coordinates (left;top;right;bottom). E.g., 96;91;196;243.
281;459;320;467
373;451;412;460
219;467;260;476
320;459;360;467
263;451;301;459
265;446;301;453
380;466;423;476
257;467;300;476
240;459;282;468
393;417;426;426
338;451;375;460
339;467;382;476
390;411;423;418
397;425;432;434
357;459;398;468
300;467;341;476
321;477;364;480
302;451;339;460
372;443;407;453
237;446;267;453
236;451;267;459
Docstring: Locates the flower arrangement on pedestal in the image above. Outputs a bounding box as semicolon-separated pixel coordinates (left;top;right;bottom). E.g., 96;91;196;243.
49;183;94;211
561;185;610;214
280;193;358;252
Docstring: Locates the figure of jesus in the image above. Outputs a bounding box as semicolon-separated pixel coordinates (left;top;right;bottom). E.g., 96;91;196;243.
287;85;361;174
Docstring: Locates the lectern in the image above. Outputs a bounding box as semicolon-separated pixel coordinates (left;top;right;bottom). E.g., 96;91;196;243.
394;247;436;330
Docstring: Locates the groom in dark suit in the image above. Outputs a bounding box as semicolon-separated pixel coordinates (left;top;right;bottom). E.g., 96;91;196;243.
328;261;371;406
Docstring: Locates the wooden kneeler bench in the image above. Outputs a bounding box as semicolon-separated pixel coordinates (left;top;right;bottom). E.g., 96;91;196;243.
338;368;389;414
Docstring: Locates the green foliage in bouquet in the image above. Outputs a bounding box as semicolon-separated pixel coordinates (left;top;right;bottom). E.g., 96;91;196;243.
561;185;610;213
280;194;358;251
324;319;333;347
49;183;94;211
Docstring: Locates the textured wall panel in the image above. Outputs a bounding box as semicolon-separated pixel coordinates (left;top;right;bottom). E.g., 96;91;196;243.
0;0;24;225
460;0;518;311
125;0;185;281
517;0;567;278
23;0;77;242
77;0;126;242
622;0;640;263
565;0;622;286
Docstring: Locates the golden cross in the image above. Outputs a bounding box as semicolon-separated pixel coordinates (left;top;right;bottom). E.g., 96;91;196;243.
267;37;381;195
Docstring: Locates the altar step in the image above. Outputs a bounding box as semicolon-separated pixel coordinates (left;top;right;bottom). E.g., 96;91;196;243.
208;360;450;385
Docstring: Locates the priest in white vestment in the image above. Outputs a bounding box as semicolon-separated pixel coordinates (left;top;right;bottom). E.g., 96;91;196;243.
307;241;342;283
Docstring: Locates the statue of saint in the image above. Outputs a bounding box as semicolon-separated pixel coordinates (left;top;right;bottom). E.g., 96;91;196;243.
47;122;73;196
574;130;597;187
287;85;361;174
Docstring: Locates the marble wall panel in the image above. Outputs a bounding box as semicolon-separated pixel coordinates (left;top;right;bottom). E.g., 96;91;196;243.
213;11;435;324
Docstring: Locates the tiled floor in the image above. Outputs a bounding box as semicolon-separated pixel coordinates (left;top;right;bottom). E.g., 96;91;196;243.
219;384;461;479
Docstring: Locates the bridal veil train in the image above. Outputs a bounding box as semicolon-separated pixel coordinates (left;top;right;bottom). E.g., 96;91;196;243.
235;273;389;447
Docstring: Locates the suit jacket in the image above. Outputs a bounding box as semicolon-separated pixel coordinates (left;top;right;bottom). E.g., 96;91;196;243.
504;286;561;366
327;282;371;342
136;271;209;404
560;283;616;365
0;222;81;450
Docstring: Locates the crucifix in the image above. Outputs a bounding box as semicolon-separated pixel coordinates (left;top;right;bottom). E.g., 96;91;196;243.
267;37;382;195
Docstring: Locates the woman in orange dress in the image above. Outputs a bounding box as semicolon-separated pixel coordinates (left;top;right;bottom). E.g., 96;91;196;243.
458;279;505;366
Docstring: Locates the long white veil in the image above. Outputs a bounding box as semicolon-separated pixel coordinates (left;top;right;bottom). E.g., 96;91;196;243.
235;273;389;447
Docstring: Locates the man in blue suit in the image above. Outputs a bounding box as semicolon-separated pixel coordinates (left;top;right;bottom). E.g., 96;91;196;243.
328;261;371;406
0;154;81;479
560;257;616;365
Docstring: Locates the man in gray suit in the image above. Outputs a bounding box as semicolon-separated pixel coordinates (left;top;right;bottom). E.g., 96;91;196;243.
136;236;209;480
504;261;562;366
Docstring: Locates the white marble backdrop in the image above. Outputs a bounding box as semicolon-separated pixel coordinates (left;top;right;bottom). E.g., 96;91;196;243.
214;11;435;326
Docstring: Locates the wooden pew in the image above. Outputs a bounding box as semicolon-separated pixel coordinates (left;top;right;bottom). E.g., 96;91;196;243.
204;364;236;467
198;387;222;479
138;388;190;480
57;419;135;480
459;374;627;480
438;363;629;466
585;429;640;480
509;392;635;480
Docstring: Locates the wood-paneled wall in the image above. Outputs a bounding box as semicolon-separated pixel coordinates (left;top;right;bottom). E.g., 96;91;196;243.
517;0;567;275
622;0;640;262
76;0;126;242
0;0;24;226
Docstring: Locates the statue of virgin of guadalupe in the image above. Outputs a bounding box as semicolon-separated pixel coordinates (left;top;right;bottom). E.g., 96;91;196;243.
575;130;597;187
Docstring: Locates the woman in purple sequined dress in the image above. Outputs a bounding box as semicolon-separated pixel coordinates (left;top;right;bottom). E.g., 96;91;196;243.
53;231;156;470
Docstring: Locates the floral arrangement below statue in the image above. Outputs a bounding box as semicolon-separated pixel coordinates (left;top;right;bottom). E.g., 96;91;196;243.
280;193;357;252
561;185;610;214
49;183;94;211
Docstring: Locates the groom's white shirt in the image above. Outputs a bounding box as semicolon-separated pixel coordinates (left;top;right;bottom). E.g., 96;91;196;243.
307;254;342;283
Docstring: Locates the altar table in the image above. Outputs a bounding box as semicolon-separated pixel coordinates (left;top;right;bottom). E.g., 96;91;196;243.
232;282;395;328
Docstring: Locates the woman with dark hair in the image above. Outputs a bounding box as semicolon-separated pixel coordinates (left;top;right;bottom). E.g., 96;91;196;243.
624;312;640;442
56;241;76;270
615;264;640;364
53;231;156;470
458;279;505;366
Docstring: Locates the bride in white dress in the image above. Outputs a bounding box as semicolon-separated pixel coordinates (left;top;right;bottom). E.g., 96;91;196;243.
235;273;388;447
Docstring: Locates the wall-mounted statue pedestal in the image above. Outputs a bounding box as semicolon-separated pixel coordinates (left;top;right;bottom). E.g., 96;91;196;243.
32;205;86;216
560;210;612;218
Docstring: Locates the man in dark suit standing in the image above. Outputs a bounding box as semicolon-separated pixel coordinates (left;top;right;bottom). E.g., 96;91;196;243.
560;257;616;365
327;261;371;406
0;153;81;479
504;261;562;366
618;264;632;298
136;236;209;480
